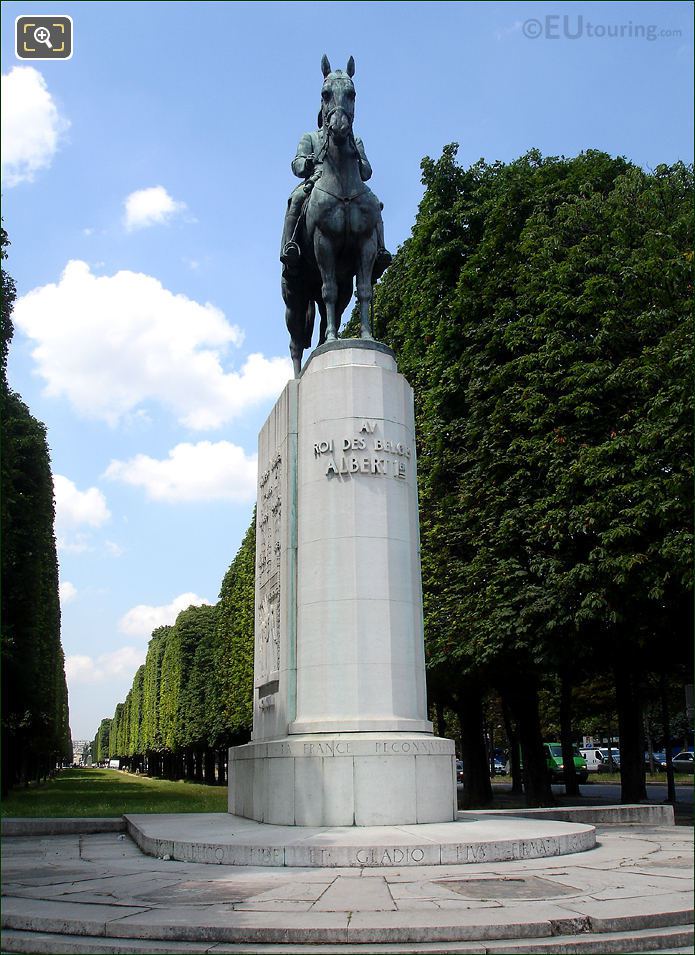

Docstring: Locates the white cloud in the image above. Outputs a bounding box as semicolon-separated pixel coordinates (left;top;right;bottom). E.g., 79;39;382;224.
104;440;257;503
1;66;69;186
66;646;146;685
13;260;292;429
54;474;110;553
119;592;212;638
59;580;77;605
54;474;110;530
124;186;186;231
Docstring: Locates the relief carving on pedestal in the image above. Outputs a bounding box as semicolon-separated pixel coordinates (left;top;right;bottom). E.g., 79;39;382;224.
256;452;283;690
257;587;281;681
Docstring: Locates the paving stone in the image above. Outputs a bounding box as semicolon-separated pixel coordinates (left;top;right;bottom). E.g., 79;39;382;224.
554;895;695;932
312;876;396;911
1;895;151;936
345;905;578;942
108;908;351;944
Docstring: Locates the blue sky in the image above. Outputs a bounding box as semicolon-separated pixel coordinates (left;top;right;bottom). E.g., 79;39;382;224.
2;1;692;740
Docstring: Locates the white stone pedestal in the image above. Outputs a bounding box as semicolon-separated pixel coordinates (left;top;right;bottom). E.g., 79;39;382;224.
229;342;456;826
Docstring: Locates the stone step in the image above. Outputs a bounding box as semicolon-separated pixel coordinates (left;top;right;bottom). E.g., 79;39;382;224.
2;894;692;946
1;816;125;836
1;924;693;954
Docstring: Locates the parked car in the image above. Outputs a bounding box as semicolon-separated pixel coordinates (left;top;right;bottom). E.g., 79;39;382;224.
456;759;464;787
595;748;621;772
492;756;507;776
544;743;589;784
672;751;694;774
644;751;666;772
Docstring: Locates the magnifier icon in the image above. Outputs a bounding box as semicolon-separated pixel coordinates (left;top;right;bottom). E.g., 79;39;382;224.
34;26;53;48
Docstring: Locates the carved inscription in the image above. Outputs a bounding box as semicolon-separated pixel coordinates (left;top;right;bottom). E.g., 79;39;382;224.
313;420;412;481
375;739;450;754
354;847;425;866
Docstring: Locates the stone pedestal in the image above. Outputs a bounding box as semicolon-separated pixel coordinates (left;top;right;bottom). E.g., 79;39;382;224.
229;341;456;826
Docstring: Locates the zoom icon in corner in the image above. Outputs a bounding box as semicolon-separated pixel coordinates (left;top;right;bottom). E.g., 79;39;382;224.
16;16;73;59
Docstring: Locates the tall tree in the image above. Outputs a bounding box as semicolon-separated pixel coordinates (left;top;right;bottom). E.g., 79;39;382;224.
1;225;72;792
362;147;692;805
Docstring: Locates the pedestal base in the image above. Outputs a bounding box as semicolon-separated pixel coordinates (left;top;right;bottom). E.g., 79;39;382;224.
126;811;597;867
228;733;456;826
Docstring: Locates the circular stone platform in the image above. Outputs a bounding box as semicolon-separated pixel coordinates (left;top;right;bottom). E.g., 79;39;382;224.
125;811;595;868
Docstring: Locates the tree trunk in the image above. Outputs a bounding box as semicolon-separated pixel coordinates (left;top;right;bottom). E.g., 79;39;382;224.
559;671;579;797
218;749;227;785
644;716;655;774
509;681;553;807
614;663;647;803
435;700;446;739
660;672;676;805
501;696;522;794
204;748;216;785
185;749;195;780
457;683;492;809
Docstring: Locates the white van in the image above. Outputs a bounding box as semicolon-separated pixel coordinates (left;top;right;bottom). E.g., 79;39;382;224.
107;758;120;769
581;748;620;773
580;749;602;773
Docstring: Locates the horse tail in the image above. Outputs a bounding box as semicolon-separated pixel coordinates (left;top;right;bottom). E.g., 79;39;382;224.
304;301;315;349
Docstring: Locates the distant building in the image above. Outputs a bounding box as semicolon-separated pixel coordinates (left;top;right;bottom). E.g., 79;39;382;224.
72;740;90;765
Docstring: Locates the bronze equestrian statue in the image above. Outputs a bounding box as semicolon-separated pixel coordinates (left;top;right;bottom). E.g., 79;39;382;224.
281;55;392;377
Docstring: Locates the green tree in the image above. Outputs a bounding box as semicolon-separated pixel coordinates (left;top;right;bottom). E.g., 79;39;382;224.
216;515;256;742
364;146;692;805
1;225;72;792
92;718;112;764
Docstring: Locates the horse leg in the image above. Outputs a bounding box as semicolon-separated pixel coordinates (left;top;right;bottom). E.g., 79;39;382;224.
356;234;378;340
314;232;339;341
286;303;303;378
317;300;328;346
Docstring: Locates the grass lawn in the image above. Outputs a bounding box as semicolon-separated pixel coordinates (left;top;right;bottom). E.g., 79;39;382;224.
1;768;228;817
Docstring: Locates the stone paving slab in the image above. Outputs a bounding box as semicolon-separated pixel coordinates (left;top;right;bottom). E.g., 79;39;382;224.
1;824;692;953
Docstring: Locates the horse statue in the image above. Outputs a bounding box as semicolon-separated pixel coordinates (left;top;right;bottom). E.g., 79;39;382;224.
281;55;391;377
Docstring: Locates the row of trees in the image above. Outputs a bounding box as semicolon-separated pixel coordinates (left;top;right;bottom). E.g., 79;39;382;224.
355;147;692;805
1;226;72;793
97;148;691;808
94;521;256;781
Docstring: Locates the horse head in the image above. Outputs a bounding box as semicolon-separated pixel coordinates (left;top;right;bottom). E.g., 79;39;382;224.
318;54;356;143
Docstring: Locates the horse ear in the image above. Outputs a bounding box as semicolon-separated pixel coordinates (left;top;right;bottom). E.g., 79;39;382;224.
321;54;332;78
346;56;355;77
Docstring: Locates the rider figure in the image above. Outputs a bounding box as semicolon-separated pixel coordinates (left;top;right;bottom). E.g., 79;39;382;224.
281;108;392;280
